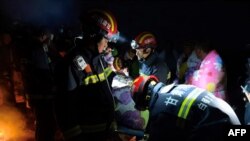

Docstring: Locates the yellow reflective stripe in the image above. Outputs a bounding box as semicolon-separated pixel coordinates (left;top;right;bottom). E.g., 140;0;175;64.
99;67;112;82
104;67;113;75
64;125;82;139
84;75;99;85
106;67;112;75
138;33;154;44
98;74;105;81
140;110;150;129
178;88;204;119
83;67;112;85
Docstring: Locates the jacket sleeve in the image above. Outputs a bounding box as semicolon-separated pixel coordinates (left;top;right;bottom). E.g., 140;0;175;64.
153;62;170;84
245;103;250;125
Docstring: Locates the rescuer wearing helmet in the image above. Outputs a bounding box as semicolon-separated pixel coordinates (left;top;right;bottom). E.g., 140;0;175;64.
131;32;171;84
54;9;120;141
130;75;241;141
22;27;59;141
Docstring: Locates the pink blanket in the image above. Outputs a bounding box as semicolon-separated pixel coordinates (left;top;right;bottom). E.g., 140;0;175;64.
191;50;227;100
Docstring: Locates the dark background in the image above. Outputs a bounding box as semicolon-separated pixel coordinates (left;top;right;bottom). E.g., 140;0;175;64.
1;0;250;121
1;0;250;49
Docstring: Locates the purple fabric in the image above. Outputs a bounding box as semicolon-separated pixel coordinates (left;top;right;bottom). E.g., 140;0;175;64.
112;85;145;130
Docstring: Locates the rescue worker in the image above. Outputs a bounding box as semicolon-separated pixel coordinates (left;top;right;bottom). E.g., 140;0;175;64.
54;9;120;141
131;75;241;141
131;31;171;84
23;27;57;141
130;32;171;139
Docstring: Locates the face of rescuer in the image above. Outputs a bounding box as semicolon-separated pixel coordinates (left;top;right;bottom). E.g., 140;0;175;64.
97;37;109;54
135;47;152;61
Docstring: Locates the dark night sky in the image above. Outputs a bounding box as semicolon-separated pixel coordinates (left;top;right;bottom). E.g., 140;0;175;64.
1;0;250;51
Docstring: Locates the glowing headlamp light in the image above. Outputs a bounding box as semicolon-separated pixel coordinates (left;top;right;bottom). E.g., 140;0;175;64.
131;40;139;49
106;31;120;43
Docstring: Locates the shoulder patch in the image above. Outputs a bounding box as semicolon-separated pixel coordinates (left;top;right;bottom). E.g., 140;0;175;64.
73;55;87;70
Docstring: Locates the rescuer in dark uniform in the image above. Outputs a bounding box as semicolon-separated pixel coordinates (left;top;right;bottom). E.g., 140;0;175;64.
54;9;120;141
23;27;58;141
131;31;171;84
131;75;241;141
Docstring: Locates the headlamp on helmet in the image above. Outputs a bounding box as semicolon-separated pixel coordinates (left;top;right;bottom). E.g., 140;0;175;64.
106;31;120;43
131;40;140;49
131;32;157;50
86;9;119;43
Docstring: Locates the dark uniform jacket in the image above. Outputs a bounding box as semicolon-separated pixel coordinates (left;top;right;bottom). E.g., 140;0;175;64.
24;39;55;103
54;45;116;140
147;83;240;141
139;52;170;84
245;103;250;125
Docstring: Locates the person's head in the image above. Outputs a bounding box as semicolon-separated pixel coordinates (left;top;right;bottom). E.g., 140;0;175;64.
131;32;157;61
194;40;212;60
33;26;51;43
80;9;119;54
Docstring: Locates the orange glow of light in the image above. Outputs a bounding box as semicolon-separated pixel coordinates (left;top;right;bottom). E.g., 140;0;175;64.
0;130;5;141
0;86;34;141
0;76;35;141
0;106;25;140
0;105;35;141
